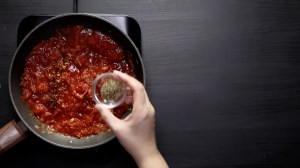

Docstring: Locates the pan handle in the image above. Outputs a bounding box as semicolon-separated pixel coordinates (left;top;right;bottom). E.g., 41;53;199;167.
0;119;27;154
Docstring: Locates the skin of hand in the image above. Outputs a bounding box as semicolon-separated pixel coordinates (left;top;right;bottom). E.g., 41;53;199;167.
95;70;168;168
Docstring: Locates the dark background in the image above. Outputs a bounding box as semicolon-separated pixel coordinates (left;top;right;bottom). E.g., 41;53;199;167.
1;0;300;167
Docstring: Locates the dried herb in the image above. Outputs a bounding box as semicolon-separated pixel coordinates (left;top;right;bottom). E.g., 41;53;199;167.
100;78;123;101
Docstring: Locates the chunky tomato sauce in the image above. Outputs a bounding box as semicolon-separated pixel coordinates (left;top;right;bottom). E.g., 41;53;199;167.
20;25;135;138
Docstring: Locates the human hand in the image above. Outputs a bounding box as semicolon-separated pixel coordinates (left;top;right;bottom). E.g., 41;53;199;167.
95;70;168;168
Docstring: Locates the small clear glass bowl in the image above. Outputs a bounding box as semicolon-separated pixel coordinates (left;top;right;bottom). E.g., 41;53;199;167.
91;72;126;109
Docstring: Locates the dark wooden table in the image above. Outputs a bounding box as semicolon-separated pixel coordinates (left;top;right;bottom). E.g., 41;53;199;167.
1;0;300;167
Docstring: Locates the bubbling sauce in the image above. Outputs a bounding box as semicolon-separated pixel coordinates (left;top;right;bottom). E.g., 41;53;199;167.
20;25;135;138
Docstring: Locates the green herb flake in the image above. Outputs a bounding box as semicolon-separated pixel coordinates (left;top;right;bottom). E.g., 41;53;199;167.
100;78;122;101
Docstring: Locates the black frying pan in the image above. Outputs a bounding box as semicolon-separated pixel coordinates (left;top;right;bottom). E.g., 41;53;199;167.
0;13;145;152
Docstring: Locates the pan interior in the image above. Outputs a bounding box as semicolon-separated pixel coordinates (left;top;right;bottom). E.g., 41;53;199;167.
9;13;144;149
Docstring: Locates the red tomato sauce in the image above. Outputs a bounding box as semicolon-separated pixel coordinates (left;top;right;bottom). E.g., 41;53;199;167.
20;25;135;138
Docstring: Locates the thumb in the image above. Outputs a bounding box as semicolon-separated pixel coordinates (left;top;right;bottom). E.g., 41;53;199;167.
95;104;120;130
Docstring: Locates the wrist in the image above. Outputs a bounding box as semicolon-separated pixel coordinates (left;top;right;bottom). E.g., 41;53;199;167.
133;146;168;168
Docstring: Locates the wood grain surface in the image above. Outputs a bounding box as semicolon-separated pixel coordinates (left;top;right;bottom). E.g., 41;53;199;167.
1;0;300;167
